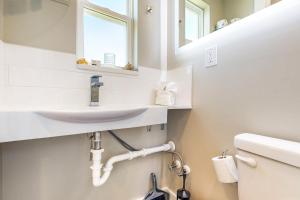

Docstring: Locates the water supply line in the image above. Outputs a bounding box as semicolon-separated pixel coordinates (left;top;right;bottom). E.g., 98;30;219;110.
90;132;176;187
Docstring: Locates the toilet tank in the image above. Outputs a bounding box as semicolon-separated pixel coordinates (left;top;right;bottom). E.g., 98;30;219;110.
234;133;300;200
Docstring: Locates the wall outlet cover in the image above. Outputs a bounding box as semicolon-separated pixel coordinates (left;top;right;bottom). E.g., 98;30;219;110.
204;45;218;67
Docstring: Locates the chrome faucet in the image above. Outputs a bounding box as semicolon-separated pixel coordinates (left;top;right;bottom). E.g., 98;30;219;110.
90;75;104;106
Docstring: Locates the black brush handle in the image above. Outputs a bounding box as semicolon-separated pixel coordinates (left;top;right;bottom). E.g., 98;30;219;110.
183;174;186;190
151;173;158;191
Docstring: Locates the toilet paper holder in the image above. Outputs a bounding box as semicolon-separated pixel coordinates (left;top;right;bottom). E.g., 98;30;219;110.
212;150;239;183
221;150;228;158
220;150;257;168
212;150;257;184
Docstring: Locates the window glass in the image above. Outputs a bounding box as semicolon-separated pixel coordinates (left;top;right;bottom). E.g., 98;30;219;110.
185;8;199;41
185;1;204;42
84;9;128;67
89;0;128;15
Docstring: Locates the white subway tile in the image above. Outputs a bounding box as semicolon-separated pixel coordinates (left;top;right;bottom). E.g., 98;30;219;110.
0;87;5;105
167;65;192;108
0;65;9;86
9;66;91;89
0;41;4;67
0;69;5;86
5;86;89;107
1;43;162;107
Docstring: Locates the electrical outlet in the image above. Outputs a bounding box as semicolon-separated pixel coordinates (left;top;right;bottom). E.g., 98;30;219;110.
204;45;218;67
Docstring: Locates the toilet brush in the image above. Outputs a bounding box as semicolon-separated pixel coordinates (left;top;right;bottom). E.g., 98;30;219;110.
144;173;169;200
176;173;191;200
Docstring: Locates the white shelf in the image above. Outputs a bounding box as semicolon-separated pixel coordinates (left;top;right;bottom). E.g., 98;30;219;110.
168;105;192;110
77;64;139;76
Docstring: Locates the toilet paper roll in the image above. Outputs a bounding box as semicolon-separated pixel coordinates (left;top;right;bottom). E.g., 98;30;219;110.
212;155;238;183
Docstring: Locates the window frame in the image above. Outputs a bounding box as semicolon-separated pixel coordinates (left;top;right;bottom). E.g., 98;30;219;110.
76;0;133;68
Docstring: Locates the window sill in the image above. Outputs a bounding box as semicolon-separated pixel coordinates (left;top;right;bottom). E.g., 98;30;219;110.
77;64;139;76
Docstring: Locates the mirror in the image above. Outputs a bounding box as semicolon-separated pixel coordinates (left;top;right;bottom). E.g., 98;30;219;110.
176;0;282;48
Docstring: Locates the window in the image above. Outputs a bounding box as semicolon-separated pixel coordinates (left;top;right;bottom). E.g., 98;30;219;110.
185;0;204;42
77;0;133;68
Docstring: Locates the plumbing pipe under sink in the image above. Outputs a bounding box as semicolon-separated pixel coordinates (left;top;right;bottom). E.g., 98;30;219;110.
90;141;176;187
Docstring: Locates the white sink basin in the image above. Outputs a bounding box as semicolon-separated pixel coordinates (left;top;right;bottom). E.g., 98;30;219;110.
0;105;168;143
35;105;148;123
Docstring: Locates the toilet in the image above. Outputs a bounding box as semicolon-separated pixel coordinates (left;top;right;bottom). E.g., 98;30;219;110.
234;133;300;200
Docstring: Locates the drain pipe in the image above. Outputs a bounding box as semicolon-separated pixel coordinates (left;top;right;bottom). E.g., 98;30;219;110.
90;132;176;187
90;132;104;187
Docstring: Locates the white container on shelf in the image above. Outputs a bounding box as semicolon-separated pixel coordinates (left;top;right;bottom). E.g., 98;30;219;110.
155;82;177;106
104;53;115;67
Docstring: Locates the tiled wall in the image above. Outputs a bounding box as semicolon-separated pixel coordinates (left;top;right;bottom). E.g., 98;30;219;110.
0;42;161;108
0;41;5;105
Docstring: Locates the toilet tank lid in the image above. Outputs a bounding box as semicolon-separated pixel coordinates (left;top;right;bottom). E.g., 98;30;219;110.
235;133;300;168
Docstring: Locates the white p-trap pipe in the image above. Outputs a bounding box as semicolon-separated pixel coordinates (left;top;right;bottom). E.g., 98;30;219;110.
90;141;176;187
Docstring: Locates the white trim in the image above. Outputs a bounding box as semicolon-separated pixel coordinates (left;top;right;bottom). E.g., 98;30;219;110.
160;0;168;72
132;0;138;69
84;1;131;21
76;0;84;58
174;0;181;52
76;0;134;69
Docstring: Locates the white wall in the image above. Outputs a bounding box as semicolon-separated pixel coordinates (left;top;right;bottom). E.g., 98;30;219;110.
0;0;3;40
138;0;161;68
223;0;254;20
166;1;300;199
0;145;2;200
206;0;225;32
0;33;4;200
3;0;76;54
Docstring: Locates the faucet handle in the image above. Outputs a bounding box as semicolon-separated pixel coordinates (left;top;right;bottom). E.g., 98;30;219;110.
91;75;104;87
91;75;102;79
91;75;102;82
